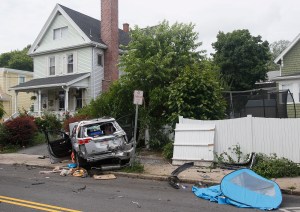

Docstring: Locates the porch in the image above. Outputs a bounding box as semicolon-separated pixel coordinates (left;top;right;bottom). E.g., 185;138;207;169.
9;73;91;118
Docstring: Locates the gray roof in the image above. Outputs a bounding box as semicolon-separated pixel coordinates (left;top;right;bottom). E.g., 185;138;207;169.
11;73;89;90
59;4;130;46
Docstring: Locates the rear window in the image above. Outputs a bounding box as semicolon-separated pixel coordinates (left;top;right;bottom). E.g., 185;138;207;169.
83;122;116;138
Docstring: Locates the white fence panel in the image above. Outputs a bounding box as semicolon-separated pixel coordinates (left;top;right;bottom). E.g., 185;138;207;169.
172;124;215;165
252;117;300;162
179;116;300;163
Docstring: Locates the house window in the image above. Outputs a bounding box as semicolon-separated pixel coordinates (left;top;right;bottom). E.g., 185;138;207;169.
67;54;73;73
49;57;55;75
19;76;25;84
97;54;103;66
53;27;68;40
75;89;83;109
58;91;65;110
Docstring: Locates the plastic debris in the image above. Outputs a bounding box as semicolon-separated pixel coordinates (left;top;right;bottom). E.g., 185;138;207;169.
72;168;88;178
68;163;77;168
60;169;69;176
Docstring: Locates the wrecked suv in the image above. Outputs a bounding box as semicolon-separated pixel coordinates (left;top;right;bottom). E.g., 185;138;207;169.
45;117;134;169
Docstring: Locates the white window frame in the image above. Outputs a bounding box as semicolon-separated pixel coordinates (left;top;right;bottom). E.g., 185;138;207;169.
18;75;25;84
49;56;55;76
67;53;73;73
97;54;103;66
53;26;68;40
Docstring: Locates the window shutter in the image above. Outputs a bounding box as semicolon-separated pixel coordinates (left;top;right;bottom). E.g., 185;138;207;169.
73;51;78;73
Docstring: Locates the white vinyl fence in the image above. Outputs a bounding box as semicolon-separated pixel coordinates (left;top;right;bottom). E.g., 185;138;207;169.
173;115;300;163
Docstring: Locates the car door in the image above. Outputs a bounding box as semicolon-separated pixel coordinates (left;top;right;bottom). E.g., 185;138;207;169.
44;130;72;158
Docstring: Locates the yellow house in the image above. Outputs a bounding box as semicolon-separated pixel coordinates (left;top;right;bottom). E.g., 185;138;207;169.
0;68;34;121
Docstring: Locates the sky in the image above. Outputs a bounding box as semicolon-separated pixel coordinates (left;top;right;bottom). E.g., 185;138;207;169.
1;0;300;55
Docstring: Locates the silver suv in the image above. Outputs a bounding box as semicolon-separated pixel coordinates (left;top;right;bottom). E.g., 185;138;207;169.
45;117;134;169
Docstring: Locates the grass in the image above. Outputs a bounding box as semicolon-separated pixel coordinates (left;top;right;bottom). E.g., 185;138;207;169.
0;132;46;154
121;161;144;173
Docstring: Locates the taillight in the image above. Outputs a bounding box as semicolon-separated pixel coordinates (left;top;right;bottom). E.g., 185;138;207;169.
78;137;92;145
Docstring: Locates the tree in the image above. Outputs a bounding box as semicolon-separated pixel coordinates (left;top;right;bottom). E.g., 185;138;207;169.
167;62;226;123
0;102;4;119
0;45;33;71
212;29;271;91
79;21;226;147
268;40;290;71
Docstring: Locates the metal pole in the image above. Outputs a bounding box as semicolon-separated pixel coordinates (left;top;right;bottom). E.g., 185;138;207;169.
132;104;139;165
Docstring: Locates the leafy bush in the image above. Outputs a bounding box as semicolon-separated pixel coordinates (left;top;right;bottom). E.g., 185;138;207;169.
4;116;37;147
62;115;90;132
0;124;8;148
162;142;173;160
30;132;46;146
253;153;300;178
35;113;62;132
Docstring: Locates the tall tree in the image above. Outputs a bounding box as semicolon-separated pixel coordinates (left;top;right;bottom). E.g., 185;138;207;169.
0;45;33;71
79;21;226;146
212;29;271;91
268;40;290;71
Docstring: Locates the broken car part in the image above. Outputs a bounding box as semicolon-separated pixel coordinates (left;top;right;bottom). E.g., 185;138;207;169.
168;162;194;189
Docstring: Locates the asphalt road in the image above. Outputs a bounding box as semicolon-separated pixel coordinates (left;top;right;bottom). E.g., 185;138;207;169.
1;164;300;212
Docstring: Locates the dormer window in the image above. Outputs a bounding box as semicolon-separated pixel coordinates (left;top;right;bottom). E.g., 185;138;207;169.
53;27;68;40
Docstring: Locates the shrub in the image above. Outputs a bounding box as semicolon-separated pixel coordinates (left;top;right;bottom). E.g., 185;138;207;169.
35;113;62;132
62;114;90;132
162;142;173;160
253;153;300;178
4;116;37;147
0;124;8;148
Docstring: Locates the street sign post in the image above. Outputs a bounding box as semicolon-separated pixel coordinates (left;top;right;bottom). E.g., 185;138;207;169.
132;90;143;165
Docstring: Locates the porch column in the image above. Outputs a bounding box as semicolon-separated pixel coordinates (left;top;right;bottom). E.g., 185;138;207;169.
38;90;41;116
14;91;18;113
64;87;69;112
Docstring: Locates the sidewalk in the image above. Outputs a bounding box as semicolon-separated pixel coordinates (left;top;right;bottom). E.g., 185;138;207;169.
0;152;299;196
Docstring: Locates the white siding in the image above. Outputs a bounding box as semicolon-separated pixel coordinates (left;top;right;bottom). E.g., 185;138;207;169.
35;13;85;53
90;48;104;100
179;116;300;163
33;47;92;78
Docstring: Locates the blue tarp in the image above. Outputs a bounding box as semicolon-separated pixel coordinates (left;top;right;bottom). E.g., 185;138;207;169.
192;169;282;210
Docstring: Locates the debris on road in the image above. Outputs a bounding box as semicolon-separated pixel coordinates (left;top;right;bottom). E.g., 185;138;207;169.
72;185;86;193
132;201;141;208
93;174;116;180
31;182;45;186
168;162;194;189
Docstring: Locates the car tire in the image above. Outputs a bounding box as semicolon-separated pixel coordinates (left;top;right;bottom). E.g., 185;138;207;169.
75;152;88;168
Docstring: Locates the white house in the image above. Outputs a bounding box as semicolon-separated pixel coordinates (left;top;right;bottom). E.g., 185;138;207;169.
10;0;130;117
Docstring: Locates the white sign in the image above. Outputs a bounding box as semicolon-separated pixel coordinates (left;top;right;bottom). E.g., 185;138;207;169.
133;90;143;105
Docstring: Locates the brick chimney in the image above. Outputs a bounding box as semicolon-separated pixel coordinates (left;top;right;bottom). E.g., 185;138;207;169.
101;0;119;92
123;23;129;33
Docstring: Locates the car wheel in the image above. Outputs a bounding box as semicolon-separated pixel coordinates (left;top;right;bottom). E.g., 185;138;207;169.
75;152;88;168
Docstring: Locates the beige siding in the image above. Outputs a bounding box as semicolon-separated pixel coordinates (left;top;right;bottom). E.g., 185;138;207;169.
35;13;85;53
282;41;300;76
0;69;34;119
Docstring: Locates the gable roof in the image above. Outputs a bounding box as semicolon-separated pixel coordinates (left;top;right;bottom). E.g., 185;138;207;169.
29;4;130;55
10;73;90;91
59;4;130;46
274;33;300;64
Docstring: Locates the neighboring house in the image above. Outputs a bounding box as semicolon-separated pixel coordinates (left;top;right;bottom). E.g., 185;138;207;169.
274;34;300;117
10;0;130;117
0;68;34;121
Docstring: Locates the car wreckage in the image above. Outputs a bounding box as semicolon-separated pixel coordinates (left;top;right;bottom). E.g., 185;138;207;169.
44;117;134;170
